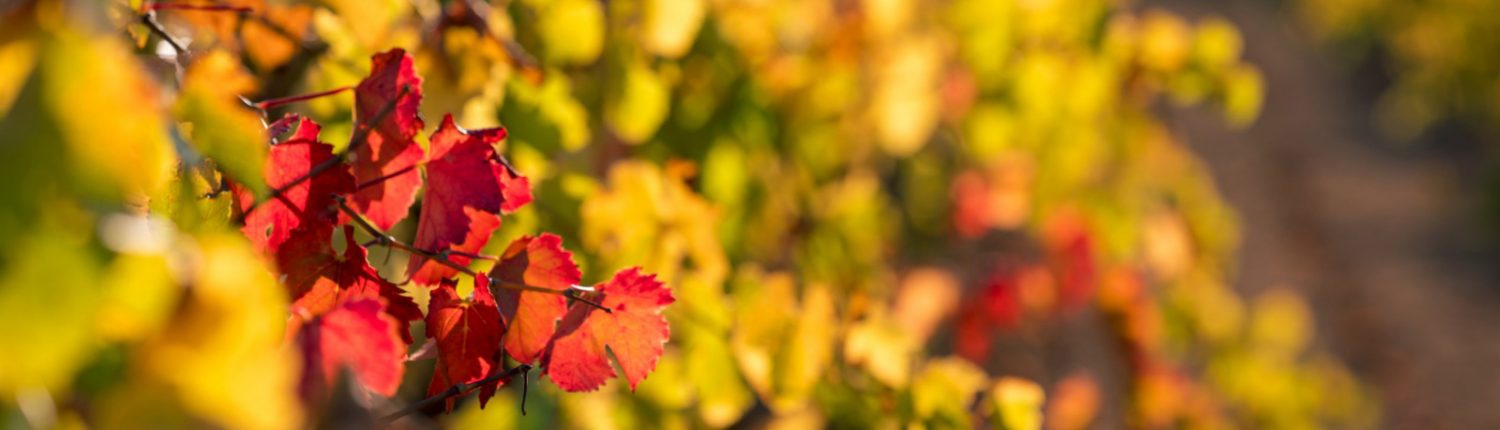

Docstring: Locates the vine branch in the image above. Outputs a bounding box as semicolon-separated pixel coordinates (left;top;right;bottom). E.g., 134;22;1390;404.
138;11;188;58
251;86;352;111
379;364;532;423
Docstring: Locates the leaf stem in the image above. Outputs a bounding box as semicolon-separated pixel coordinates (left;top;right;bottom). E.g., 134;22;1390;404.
138;11;187;58
252;86;352;111
379;364;531;423
145;2;253;13
486;279;612;313
331;195;480;279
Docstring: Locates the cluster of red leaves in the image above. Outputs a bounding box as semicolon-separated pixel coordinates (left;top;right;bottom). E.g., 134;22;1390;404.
232;49;674;411
953;216;1098;364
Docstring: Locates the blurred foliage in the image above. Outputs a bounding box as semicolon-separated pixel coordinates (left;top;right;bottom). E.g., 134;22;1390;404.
1299;0;1500;140
0;0;1377;428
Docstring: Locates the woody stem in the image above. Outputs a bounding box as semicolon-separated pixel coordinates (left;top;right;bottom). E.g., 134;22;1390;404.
379;364;531;423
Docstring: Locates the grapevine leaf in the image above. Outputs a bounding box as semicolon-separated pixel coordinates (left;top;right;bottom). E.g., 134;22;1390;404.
490;234;580;364
279;226;422;344
297;298;406;398
235;117;354;255
425;277;504;411
408;114;532;285
175;50;265;196
542;268;674;392
350;48;426;230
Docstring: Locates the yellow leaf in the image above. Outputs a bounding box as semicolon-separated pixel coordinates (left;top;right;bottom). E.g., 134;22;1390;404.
606;60;671;144
642;0;707;58
537;0;605;65
0;225;102;396
1223;64;1264;128
1249;288;1313;358
96;252;177;342
0;30;174;202
0;38;37;116
1192;17;1243;72
844;311;916;388
176;50;266;196
131;234;302;430
911;357;988;427
871;35;943;156
989;377;1044;430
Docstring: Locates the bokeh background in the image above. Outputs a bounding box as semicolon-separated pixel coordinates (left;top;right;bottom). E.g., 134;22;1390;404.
2;0;1499;428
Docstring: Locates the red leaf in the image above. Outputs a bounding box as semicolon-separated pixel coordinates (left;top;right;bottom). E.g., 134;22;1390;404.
425;277;504;410
490;234;580;364
350;48;425;230
1045;218;1097;314
298;298;406;398
954;269;1023;363
542;268;673;392
237;117;354;254
279;226;422;344
407;114;532;285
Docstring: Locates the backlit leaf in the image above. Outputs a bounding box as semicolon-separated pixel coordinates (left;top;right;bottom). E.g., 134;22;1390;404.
408;114;531;285
543;268;674;392
235;117;355;255
297;298;406;397
490;234;580;364
279;226;421;344
426;277;504;410
350;48;426;230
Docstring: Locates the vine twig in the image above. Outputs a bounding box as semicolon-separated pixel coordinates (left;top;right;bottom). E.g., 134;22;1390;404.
379;364;532;423
251;86;352;111
138;11;188;58
144;2;253;13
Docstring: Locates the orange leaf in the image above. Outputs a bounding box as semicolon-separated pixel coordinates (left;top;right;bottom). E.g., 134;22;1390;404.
542;268;673;392
491;234;580;364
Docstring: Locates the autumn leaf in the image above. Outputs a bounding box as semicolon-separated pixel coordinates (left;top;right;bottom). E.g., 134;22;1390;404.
297;298;406;398
175;50;265;197
236;117;354;255
279;226;422;344
543;268;674;392
350;48;426;230
1045;217;1097;314
425;277;504;410
408;114;531;285
490;234;580;364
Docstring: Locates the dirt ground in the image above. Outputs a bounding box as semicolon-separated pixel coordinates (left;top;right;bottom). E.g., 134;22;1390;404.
1151;0;1500;428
